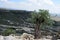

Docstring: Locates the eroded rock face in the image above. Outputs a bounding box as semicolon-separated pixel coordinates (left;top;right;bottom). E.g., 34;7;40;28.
0;35;4;40
9;33;34;40
0;35;60;40
20;33;34;40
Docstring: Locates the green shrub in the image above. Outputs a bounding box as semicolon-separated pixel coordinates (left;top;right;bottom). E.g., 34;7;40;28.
2;28;16;36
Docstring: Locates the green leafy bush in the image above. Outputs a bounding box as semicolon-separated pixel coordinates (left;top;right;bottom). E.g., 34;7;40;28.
2;28;16;36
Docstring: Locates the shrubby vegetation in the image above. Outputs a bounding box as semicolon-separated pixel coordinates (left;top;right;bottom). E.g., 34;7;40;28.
2;28;16;36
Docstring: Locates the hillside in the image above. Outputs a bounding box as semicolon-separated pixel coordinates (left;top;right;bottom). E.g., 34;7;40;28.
0;8;60;36
0;8;34;35
0;9;32;25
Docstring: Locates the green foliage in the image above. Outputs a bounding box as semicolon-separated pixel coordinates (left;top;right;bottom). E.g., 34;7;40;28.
27;9;54;38
2;28;16;36
27;9;53;26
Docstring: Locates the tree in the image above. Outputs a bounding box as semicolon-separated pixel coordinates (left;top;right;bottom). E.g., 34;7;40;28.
27;9;53;39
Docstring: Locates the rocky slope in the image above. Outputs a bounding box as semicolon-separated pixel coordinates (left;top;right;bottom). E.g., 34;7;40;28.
0;8;60;36
0;8;34;35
